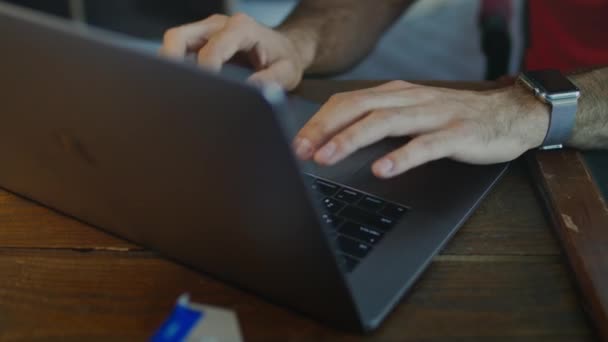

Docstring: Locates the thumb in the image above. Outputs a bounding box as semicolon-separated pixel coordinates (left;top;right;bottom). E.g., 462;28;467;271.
247;59;302;91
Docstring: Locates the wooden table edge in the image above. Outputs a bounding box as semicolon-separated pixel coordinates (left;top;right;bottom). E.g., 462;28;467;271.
528;149;608;341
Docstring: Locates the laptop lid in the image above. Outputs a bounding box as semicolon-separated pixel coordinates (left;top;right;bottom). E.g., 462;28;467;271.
0;2;363;330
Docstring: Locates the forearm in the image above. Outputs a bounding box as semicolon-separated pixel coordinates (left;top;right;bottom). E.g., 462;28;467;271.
568;67;608;149
277;0;414;74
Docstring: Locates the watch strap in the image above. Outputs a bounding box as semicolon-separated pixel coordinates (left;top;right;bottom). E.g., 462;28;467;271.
541;98;578;150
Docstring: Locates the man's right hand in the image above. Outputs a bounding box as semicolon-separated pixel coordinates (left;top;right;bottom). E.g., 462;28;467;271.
160;13;310;91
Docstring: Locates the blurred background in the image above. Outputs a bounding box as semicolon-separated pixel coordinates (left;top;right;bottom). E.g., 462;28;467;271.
2;0;525;81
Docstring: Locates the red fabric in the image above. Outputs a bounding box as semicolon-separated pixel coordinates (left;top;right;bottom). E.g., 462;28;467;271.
526;0;608;71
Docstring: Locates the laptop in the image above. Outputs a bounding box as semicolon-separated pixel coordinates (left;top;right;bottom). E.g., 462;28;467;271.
0;2;508;332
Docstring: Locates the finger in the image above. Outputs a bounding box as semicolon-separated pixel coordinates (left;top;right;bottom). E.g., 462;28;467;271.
373;80;418;91
372;129;464;178
247;59;300;90
314;106;451;165
294;85;429;160
161;15;228;59
197;14;259;71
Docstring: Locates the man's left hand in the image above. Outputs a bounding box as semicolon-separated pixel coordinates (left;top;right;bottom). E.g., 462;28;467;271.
293;80;550;178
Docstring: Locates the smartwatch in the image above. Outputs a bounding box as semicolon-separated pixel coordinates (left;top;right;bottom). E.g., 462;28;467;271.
518;70;580;150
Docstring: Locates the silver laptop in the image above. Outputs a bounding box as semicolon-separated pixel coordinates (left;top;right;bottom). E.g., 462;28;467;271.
0;2;508;332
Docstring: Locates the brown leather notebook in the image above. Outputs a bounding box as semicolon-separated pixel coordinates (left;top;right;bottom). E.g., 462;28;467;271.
529;150;608;340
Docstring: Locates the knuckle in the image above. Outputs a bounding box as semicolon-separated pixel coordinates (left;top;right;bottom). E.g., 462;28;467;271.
348;93;369;107
392;156;408;171
422;89;439;100
230;12;253;26
407;88;436;101
327;92;347;105
387;80;409;88
328;91;363;107
305;120;329;138
414;136;439;152
369;109;394;122
282;61;297;76
208;14;227;22
370;109;398;132
334;134;356;153
162;27;180;42
388;150;409;169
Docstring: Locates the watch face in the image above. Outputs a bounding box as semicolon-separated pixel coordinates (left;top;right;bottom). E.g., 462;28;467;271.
525;70;579;94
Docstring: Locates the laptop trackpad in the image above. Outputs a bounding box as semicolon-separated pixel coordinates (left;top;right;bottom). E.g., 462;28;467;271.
282;96;403;185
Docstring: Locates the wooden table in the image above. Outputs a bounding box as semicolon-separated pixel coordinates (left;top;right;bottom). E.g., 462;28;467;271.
0;80;598;341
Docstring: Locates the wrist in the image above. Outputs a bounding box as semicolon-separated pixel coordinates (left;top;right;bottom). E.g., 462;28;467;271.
277;26;318;73
496;83;551;150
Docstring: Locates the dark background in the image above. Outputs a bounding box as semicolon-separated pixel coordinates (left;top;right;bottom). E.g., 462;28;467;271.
2;0;515;80
3;0;224;38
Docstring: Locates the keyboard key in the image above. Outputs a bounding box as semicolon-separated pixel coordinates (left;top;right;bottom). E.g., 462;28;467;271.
307;181;326;199
340;222;384;245
322;198;345;214
314;180;340;196
321;213;343;228
339;206;395;231
379;204;409;220
339;254;359;272
358;196;386;212
327;230;338;240
335;189;362;203
337;236;372;259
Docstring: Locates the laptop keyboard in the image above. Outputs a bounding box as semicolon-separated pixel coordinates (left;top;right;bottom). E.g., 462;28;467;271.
304;174;410;273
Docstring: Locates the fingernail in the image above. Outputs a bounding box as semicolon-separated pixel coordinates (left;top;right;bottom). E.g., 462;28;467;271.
316;142;337;163
374;159;394;177
294;138;312;159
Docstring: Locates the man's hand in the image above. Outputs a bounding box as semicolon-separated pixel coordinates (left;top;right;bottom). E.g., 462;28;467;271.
160;13;312;90
293;81;551;178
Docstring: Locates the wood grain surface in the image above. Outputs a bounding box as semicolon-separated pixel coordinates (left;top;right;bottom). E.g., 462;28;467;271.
0;80;597;341
531;150;608;341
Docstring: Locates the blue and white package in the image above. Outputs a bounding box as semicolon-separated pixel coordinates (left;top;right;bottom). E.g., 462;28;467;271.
151;294;243;342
